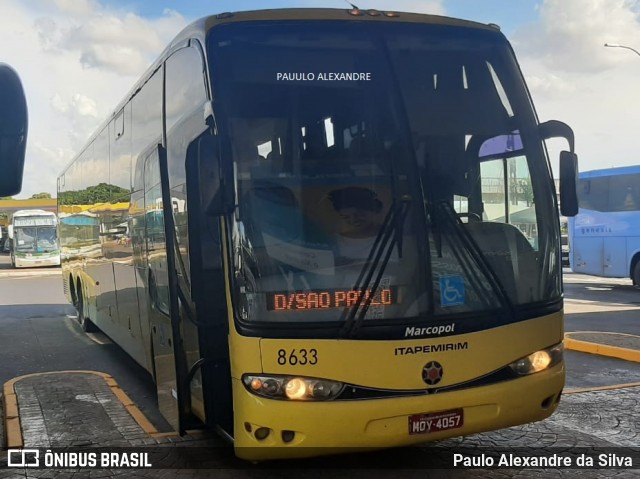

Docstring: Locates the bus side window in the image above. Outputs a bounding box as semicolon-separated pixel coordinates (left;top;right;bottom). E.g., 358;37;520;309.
465;220;538;303
143;148;170;316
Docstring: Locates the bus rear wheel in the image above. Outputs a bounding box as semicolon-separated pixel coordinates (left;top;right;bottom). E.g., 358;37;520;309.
76;283;97;332
633;261;640;287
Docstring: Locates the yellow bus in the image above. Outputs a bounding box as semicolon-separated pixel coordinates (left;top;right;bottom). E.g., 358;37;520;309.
58;8;579;460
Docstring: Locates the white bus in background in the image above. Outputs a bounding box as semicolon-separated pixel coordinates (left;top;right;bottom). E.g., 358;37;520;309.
568;165;640;284
9;209;61;268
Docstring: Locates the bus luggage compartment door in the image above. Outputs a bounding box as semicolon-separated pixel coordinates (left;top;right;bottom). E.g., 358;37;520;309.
573;237;604;276
604;237;626;277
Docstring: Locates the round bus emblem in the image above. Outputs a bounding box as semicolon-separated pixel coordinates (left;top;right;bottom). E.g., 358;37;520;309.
422;361;443;385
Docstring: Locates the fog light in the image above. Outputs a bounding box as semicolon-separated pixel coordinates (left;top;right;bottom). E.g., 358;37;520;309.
254;427;271;440
541;395;554;409
282;430;295;443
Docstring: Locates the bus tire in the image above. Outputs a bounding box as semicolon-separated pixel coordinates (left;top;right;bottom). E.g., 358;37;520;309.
69;276;78;308
77;282;98;332
633;261;640;287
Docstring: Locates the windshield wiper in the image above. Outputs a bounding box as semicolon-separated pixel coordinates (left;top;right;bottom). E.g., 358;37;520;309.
339;195;411;338
434;201;513;313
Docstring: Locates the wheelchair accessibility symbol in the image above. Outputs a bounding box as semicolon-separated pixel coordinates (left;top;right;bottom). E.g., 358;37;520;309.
439;275;465;307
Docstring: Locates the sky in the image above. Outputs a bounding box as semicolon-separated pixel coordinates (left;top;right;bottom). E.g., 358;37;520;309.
2;0;640;198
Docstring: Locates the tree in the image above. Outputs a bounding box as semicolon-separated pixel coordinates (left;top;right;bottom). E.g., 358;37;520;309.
58;183;131;205
30;192;52;199
516;178;534;206
0;196;13;200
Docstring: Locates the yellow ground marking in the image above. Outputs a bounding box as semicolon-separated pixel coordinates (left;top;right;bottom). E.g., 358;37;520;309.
564;382;640;394
3;370;159;448
564;331;640;363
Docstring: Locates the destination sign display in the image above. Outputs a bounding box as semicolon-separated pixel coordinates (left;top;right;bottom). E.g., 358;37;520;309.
267;287;396;311
14;217;56;227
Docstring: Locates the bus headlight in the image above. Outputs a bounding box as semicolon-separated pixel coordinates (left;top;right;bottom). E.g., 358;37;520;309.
243;374;344;401
508;343;563;375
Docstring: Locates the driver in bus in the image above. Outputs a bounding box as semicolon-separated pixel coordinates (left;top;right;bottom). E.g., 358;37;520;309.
38;228;57;248
328;186;386;264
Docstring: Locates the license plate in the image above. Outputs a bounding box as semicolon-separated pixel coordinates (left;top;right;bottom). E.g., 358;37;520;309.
408;408;464;435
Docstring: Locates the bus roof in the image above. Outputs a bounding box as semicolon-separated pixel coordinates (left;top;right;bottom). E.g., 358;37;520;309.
578;165;640;179
201;8;501;32
12;209;56;217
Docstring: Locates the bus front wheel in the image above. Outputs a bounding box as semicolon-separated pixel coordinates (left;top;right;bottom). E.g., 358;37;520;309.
633;261;640;287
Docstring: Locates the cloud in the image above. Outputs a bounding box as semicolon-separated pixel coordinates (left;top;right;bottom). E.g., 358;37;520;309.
523;71;578;99
52;0;99;16
354;1;445;15
51;93;99;118
301;0;445;15
513;0;640;174
514;0;640;73
0;0;187;198
40;7;185;75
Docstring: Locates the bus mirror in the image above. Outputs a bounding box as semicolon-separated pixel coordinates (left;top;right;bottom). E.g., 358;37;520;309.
559;151;578;217
539;120;575;153
0;64;28;197
8;225;13;240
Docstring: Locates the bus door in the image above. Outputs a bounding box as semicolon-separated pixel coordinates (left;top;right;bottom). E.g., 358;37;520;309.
182;131;234;437
142;146;186;432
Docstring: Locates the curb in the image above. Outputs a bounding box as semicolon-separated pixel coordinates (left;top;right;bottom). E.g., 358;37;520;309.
564;332;640;363
2;370;158;449
0;270;61;278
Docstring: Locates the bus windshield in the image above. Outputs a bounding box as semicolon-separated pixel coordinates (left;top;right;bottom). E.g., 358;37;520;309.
15;226;59;252
208;21;559;329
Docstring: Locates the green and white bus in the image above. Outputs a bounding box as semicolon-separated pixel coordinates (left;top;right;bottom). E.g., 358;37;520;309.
10;209;60;268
